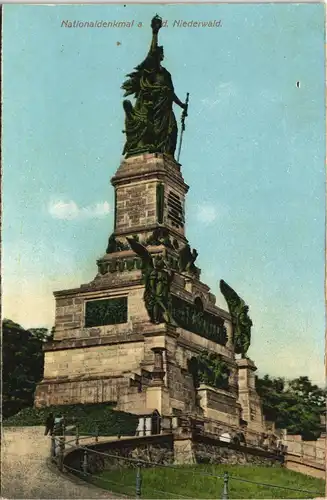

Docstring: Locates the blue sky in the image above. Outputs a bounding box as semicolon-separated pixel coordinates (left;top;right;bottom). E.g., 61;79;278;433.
3;3;325;385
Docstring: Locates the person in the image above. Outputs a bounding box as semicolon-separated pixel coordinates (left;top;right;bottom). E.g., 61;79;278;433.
44;412;55;436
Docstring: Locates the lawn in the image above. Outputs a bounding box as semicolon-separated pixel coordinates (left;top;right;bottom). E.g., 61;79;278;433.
89;464;325;499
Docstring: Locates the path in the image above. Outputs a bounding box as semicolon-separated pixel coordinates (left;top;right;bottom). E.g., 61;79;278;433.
284;452;326;480
1;426;123;499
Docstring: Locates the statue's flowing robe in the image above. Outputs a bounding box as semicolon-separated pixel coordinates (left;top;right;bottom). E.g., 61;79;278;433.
122;57;178;157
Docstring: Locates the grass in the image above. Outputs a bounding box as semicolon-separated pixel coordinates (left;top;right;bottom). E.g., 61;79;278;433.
89;464;325;499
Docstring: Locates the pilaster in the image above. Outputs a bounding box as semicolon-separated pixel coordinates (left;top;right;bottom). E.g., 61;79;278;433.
237;357;264;432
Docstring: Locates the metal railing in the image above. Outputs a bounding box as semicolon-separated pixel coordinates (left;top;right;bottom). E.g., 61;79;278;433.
49;425;325;499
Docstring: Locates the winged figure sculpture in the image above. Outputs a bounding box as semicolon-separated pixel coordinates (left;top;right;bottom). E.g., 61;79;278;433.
127;237;175;325
219;279;252;358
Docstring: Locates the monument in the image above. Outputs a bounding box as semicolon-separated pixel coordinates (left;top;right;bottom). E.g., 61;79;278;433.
35;16;265;436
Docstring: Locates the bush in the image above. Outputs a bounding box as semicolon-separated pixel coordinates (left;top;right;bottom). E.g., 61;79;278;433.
3;403;139;436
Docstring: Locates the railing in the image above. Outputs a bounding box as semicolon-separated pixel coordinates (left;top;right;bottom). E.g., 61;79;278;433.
51;417;326;461
48;423;325;499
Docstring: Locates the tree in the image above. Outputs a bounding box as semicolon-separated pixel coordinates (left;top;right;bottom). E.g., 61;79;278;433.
256;374;326;440
2;319;46;419
29;327;52;342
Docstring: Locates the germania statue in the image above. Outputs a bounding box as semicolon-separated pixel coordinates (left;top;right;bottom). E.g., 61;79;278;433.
121;15;188;159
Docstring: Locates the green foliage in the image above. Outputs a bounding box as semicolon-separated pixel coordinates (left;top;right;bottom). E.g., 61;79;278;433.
2;319;47;419
256;374;326;440
28;327;51;342
3;403;139;436
92;464;325;499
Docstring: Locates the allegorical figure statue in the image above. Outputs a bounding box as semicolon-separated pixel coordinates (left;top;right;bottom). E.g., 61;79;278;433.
127;237;175;324
219;279;253;358
178;243;198;274
188;351;230;390
121;15;188;158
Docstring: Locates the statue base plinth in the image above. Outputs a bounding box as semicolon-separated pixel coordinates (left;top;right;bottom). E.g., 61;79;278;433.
237;358;264;432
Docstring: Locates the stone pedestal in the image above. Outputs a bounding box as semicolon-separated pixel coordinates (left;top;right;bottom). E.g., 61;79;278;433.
197;384;241;427
34;152;238;427
110;153;189;249
237;357;264;432
146;385;170;415
145;346;170;414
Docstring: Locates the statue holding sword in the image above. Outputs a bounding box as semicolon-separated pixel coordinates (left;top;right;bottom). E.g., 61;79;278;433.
122;15;189;160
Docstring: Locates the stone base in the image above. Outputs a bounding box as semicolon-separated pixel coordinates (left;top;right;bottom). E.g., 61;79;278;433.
237;358;265;432
34;375;130;407
34;153;240;425
197;384;241;427
145;385;171;415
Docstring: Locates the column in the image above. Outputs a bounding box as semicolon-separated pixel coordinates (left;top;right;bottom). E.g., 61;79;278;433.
151;347;166;385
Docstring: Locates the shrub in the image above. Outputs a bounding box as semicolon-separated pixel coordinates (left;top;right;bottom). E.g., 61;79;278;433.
3;403;139;436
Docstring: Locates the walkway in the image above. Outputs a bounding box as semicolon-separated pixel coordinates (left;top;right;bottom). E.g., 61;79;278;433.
1;426;122;499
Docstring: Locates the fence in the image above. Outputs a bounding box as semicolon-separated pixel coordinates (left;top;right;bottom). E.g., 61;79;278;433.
48;423;325;499
50;414;326;461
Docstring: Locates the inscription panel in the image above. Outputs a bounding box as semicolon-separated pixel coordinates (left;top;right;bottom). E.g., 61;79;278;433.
172;296;227;346
85;297;128;327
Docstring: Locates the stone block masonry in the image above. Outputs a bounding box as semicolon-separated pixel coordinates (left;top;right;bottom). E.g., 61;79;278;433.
115;181;157;231
35;149;268;448
111;153;189;249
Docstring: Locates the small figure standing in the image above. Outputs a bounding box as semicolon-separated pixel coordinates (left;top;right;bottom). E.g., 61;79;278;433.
53;414;64;435
44;412;55;436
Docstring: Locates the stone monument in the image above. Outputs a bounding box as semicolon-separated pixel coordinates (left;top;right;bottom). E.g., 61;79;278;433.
34;16;265;436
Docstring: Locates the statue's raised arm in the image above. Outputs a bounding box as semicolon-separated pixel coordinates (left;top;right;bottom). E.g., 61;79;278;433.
149;14;162;53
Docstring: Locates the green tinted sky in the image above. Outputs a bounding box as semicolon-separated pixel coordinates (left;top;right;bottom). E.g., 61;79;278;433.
3;3;325;384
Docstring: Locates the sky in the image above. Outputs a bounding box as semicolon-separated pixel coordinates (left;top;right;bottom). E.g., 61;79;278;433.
2;3;325;386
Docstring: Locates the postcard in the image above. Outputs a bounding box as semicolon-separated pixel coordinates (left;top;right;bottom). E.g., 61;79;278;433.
2;3;326;499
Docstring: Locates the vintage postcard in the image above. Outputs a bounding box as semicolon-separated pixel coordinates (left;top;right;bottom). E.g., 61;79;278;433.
2;3;326;499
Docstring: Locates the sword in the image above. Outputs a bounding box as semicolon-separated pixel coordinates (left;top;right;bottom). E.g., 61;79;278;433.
177;92;190;163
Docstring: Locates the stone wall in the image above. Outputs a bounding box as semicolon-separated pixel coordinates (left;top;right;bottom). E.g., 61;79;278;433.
43;341;145;379
53;286;147;341
237;358;264;432
111;153;189;249
115;180;157;232
63;434;175;474
35;376;131;407
282;433;326;466
166;360;197;413
63;430;283;476
37;150;243;418
163;325;238;415
193;437;283;466
197;386;240;427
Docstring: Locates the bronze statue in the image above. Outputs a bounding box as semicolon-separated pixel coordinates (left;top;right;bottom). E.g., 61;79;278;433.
219;279;253;358
121;15;188;158
127;237;175;324
178;244;198;274
188;351;230;390
106;233;129;253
